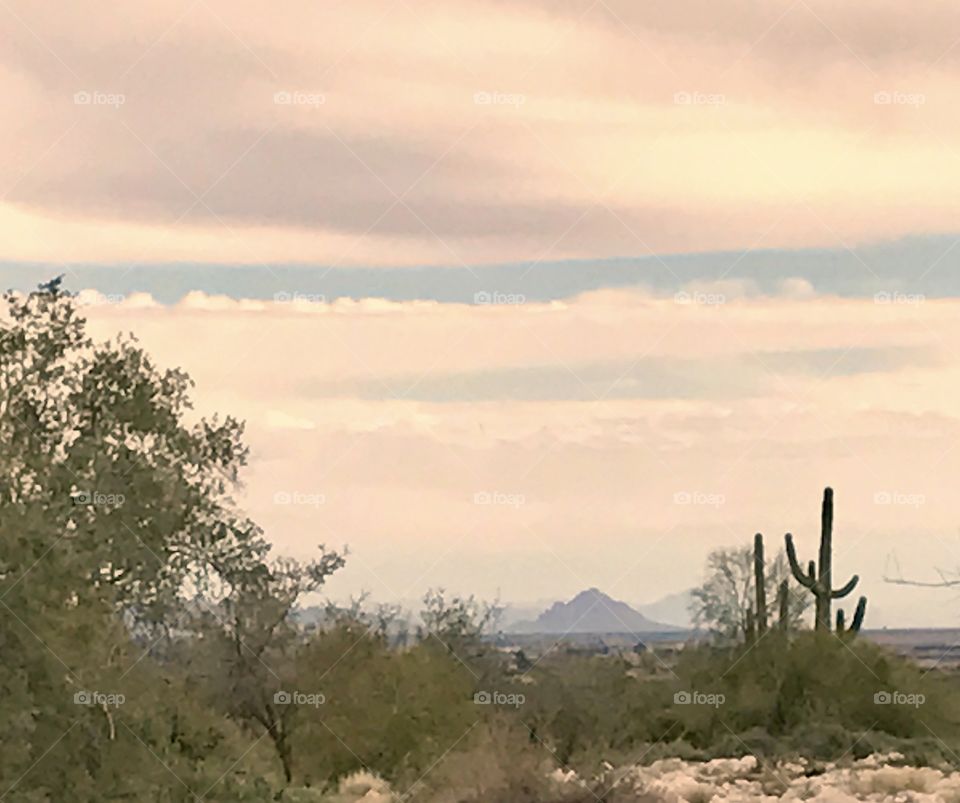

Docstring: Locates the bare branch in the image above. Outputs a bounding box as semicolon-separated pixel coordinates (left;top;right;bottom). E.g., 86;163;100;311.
883;553;960;588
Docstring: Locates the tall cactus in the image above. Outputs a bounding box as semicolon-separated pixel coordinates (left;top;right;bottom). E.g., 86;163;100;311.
785;487;866;632
753;533;768;635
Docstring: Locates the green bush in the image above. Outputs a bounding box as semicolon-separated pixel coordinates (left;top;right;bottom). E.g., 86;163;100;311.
663;633;960;758
494;633;960;775
290;626;477;786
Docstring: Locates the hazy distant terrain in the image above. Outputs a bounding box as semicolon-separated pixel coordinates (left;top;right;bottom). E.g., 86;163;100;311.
508;588;684;634
636;590;696;629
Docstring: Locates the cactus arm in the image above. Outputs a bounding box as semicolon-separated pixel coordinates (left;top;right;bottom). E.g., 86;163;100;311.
831;574;859;599
754;533;768;635
836;608;845;632
807;561;817;583
850;597;867;633
785;534;816;589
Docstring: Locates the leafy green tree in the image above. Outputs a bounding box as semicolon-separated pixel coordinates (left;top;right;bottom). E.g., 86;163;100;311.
0;278;270;621
0;279;326;799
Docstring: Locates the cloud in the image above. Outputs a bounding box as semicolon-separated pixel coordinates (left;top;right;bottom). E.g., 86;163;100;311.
4;0;960;264
296;347;935;403
178;291;267;312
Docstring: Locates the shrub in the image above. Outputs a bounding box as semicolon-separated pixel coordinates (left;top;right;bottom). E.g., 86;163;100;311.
404;718;589;803
291;627;478;785
665;633;960;753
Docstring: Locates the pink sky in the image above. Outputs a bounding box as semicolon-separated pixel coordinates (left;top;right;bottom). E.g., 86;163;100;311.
3;0;960;264
6;0;960;625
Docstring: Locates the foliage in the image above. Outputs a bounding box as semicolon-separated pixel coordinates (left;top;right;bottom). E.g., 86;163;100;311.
419;588;503;646
0;280;332;799
665;633;960;756
294;628;477;787
689;544;808;640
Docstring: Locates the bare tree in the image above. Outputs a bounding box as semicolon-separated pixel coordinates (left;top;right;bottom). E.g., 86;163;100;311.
690;544;808;640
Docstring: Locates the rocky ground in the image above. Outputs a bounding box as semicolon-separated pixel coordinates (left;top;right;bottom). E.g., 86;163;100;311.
312;754;960;802
585;754;960;801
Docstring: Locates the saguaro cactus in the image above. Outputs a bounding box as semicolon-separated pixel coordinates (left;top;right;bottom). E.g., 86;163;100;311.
753;533;768;635
785;487;866;632
777;580;790;632
836;596;867;637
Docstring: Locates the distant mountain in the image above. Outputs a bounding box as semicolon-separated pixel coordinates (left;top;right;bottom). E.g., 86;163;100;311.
508;588;683;634
500;601;556;629
636;589;695;629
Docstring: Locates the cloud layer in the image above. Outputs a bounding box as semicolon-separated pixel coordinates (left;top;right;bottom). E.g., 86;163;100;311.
4;0;960;264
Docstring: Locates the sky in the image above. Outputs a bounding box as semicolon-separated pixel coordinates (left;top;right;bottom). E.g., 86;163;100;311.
4;0;960;625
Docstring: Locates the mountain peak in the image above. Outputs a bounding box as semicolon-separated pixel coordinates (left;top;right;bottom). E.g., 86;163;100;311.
509;588;682;634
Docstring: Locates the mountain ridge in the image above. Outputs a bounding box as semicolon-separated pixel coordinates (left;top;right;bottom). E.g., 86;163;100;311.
507;587;683;634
